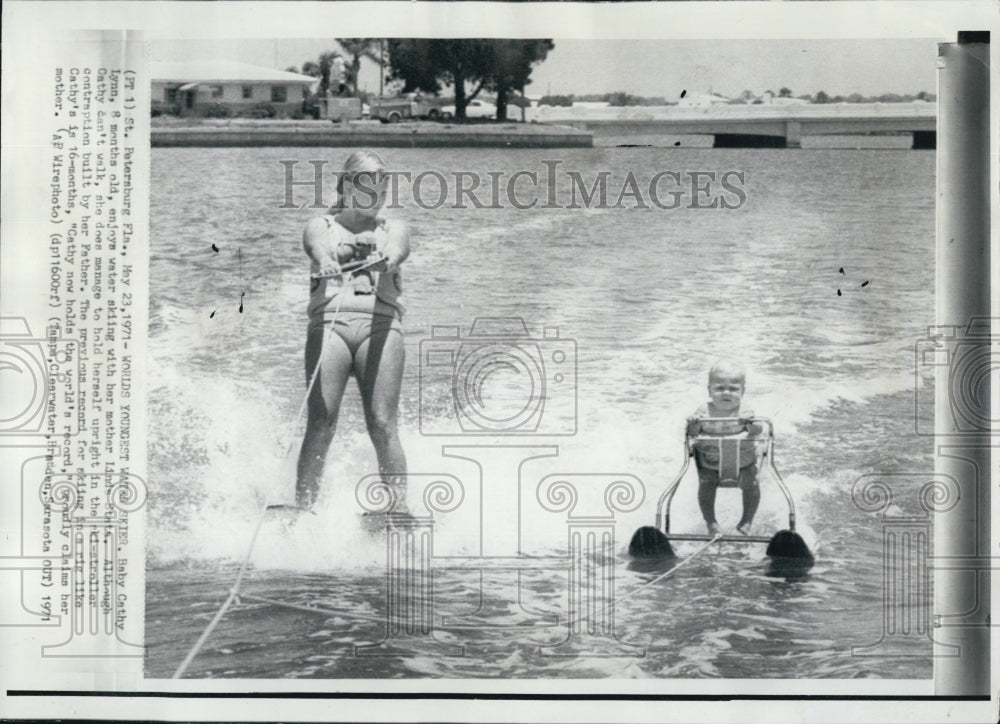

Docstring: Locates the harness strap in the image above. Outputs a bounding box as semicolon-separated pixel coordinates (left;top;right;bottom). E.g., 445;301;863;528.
717;437;743;485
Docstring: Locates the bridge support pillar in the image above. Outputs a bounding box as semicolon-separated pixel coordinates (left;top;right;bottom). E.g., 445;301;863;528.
912;131;936;150
784;121;802;148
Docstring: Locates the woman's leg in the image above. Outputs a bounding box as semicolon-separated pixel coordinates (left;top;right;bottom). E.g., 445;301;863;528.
354;317;407;511
296;323;353;508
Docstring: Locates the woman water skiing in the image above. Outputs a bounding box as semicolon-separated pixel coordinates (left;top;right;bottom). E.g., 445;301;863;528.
296;150;410;512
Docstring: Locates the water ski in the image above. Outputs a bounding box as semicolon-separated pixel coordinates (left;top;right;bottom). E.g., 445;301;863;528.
360;510;419;535
628;526;675;558
265;503;315;516
263;504;315;530
765;529;813;561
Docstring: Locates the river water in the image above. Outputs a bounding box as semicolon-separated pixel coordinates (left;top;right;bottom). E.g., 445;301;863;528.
146;139;935;680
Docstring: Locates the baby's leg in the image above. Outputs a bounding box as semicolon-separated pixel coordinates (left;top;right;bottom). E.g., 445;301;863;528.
736;465;761;530
696;466;719;531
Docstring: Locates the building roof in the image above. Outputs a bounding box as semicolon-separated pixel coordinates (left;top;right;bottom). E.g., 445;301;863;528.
151;60;317;85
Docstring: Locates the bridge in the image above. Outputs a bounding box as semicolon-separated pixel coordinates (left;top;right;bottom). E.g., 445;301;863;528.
528;102;937;149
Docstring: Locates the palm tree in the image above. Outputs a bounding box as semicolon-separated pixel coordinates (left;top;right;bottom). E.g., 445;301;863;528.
318;51;343;95
336;39;383;96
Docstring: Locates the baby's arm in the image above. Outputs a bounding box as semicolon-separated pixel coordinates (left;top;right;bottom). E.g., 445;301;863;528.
738;409;766;437
686;404;709;437
736;408;767;465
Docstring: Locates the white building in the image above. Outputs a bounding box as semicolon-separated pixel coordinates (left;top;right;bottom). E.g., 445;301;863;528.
677;91;731;108
151;60;317;116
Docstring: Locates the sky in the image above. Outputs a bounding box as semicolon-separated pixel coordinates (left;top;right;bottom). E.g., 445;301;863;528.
150;37;941;99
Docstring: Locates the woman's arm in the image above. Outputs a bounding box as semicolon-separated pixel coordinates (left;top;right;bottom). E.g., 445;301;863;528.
303;216;340;277
379;219;411;273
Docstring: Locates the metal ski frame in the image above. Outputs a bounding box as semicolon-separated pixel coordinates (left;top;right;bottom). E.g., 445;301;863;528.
654;416;797;538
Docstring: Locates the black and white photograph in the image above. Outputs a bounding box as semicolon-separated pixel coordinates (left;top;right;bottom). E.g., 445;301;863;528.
0;2;996;722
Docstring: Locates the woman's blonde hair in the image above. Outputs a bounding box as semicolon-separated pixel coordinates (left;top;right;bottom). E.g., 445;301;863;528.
332;150;387;211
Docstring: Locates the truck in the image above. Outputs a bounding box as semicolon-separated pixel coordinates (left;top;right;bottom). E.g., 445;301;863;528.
368;93;443;123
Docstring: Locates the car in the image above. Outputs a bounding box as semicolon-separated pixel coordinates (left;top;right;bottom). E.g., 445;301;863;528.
440;99;494;120
369;94;444;122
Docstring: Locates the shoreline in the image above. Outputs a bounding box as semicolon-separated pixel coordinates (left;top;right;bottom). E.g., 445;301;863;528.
150;119;593;148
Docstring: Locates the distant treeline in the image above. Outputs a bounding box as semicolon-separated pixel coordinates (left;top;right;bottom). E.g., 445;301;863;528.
539;93;670;107
812;91;936;104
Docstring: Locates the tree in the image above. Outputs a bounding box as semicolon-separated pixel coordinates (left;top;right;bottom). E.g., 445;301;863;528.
385;39;446;94
815;90;830;104
336;39;382;96
779;87;792;98
484;39;554;121
605;91;638;107
387;39;494;119
538;94;574;107
387;39;553;121
297;52;342;96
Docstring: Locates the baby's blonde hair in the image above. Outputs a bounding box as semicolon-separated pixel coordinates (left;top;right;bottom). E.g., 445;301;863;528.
708;359;746;385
